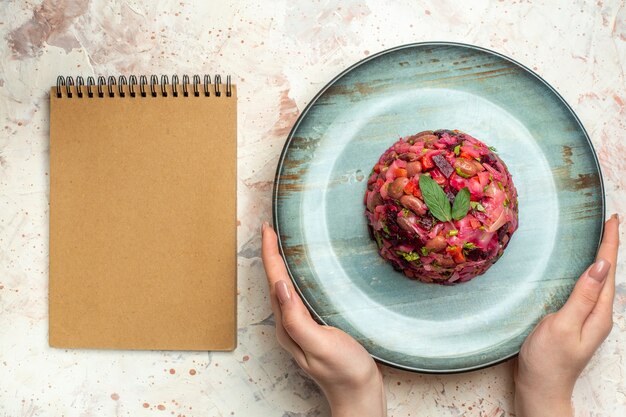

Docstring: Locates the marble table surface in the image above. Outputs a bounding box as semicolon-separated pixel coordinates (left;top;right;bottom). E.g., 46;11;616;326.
1;0;625;416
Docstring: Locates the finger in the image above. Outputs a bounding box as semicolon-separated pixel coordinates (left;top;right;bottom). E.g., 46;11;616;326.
592;215;620;316
583;215;620;340
556;258;611;328
261;223;322;363
261;222;289;316
269;288;308;364
260;223;308;361
261;223;304;324
261;222;292;288
261;222;316;328
275;280;326;355
261;222;319;329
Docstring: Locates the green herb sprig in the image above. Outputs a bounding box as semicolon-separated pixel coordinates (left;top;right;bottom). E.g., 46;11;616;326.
451;187;470;220
419;175;471;222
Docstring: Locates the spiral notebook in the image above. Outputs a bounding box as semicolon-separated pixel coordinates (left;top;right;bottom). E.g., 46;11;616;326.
49;74;237;351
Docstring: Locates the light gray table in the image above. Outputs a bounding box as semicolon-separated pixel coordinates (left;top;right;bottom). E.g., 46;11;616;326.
0;0;624;415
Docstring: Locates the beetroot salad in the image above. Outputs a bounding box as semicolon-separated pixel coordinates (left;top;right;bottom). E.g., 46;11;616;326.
364;129;518;284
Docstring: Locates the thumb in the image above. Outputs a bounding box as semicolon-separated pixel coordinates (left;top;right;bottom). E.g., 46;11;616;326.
275;280;326;355
556;258;611;328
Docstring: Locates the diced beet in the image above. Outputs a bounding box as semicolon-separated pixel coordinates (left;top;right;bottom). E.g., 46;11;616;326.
387;205;399;214
434;129;455;137
446;137;462;150
482;153;497;165
473;211;489;224
498;222;510;241
418;215;434;230
465;249;485;261
432;154;454;178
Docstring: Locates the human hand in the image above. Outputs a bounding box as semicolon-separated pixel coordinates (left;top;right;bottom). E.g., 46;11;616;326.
514;214;620;417
261;222;386;417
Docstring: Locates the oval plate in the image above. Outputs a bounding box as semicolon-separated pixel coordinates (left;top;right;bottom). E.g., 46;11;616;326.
273;42;604;373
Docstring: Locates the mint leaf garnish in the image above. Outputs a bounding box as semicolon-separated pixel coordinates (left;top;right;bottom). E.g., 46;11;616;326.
419;175;451;222
451;187;470;220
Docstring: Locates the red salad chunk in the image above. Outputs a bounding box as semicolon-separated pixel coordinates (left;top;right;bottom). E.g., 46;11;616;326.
364;129;519;284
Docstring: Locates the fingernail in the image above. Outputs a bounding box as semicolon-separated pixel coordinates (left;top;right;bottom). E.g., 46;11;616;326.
275;280;291;304
262;221;269;232
611;213;619;221
589;258;610;282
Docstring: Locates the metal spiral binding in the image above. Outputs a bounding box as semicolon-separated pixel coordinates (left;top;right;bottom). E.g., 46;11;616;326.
129;75;137;97
140;75;148;97
171;74;179;97
66;76;74;98
118;75;128;97
55;74;233;98
87;76;95;98
204;74;211;97
97;76;106;98
150;75;158;97
193;75;201;97
56;76;65;98
215;75;222;97
161;75;169;97
182;75;190;96
225;75;232;97
107;76;116;97
76;76;84;98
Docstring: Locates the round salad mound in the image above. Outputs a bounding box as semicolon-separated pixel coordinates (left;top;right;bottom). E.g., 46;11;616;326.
364;129;519;284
